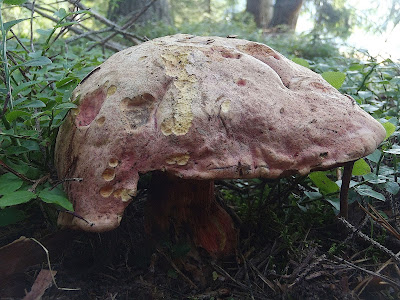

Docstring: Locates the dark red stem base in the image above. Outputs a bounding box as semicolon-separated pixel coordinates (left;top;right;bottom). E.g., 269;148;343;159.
145;172;237;257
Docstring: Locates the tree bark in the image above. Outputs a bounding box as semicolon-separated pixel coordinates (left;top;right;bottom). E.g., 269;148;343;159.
269;0;303;31
246;0;274;28
107;0;171;24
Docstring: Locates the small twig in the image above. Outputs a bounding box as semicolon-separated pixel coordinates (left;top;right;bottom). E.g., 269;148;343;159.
339;217;400;265
284;247;317;280
67;0;143;43
30;238;80;291
359;203;400;240
248;261;276;292
333;255;400;288
211;262;248;289
22;3;125;52
241;253;255;300
156;248;198;290
0;160;35;183
28;174;50;193
288;254;326;288
51;177;83;189
87;0;157;51
354;256;398;295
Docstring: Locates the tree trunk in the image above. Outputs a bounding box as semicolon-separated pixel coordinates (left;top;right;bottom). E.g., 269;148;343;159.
246;0;274;28
107;0;171;24
269;0;303;31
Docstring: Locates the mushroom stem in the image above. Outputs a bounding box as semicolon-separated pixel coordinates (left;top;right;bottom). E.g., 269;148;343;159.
145;172;237;257
339;161;355;219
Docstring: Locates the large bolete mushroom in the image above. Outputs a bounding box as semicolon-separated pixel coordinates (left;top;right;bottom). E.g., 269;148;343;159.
55;34;386;257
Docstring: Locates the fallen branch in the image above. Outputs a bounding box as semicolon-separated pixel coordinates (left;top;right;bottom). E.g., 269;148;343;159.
67;0;144;44
87;0;158;51
22;2;125;52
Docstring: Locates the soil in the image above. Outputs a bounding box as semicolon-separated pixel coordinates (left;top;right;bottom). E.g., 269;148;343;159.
1;183;399;300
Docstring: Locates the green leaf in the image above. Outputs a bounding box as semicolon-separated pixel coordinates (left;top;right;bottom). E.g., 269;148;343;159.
308;171;340;195
5;110;31;122
12;80;41;95
321;71;346;89
0;207;25;226
4;0;28;4
385;181;399;195
212;271;218;281
24;56;53;67
352;158;371;176
304;191;322;200
292;57;309;68
325;197;340;211
54;8;67;19
357;91;373;100
4;145;31;155
36;28;52;37
56;77;79;88
366;149;382;163
0;173;23;195
349;63;363;71
363;173;387;184
355;185;386;201
20;100;46;109
54;103;77;110
0;191;35;207
381;122;396;140
38;187;73;211
3;18;28;32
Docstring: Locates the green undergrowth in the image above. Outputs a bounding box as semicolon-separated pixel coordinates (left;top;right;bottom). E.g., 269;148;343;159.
0;2;106;225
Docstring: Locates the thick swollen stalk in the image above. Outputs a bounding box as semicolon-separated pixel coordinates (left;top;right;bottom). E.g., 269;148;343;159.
145;172;237;257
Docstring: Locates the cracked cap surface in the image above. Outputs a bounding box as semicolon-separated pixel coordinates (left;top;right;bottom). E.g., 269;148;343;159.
55;34;386;231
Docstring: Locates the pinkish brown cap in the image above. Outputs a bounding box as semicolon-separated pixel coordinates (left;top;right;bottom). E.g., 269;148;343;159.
55;34;386;231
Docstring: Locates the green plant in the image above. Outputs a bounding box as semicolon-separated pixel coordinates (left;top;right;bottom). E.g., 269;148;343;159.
0;2;103;225
296;57;400;215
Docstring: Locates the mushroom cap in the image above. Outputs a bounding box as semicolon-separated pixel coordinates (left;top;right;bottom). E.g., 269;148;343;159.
55;34;386;231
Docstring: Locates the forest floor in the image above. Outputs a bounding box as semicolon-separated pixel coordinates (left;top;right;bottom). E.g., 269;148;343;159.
1;183;400;300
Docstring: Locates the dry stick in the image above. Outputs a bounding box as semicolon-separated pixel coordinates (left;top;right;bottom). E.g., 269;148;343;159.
354;256;397;296
339;160;355;219
0;159;35;183
156;248;198;290
211;262;248;289
87;0;158;51
332;255;400;289
66;27;114;43
30;238;80;291
248;261;276;292
240;253;255;300
67;0;144;43
359;203;400;240
22;3;125;52
288;254;326;288
338;217;400;265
